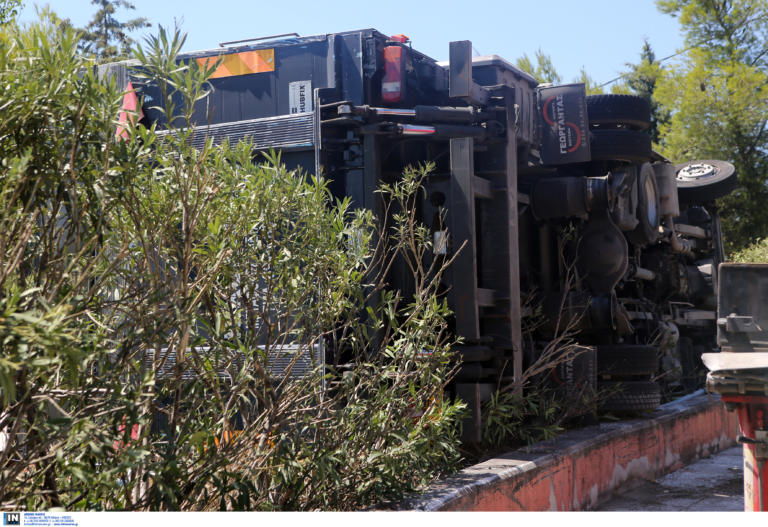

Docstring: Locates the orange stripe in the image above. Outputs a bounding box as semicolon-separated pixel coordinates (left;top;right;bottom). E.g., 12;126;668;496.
197;49;275;79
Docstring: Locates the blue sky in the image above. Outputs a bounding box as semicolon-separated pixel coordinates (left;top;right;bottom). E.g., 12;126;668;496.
20;1;685;87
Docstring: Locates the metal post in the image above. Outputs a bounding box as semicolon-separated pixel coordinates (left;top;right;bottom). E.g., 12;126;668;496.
504;89;523;388
449;137;480;340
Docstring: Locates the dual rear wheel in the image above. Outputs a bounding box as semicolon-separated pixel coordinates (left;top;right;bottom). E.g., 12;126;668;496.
597;344;661;413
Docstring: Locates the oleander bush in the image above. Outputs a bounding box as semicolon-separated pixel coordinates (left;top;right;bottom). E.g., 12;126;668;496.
0;21;463;511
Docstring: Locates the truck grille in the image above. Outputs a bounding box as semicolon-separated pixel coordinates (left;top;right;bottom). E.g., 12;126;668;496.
142;342;324;382
157;113;315;151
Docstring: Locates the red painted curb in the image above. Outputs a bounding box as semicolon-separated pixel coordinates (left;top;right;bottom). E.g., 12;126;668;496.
403;391;739;511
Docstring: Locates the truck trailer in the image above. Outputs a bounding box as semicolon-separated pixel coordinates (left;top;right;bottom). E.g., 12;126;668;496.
107;29;737;438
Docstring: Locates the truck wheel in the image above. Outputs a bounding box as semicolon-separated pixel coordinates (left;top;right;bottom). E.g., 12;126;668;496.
590;129;653;163
675;160;737;204
627;163;660;246
598;380;661;412
553;346;597;392
597;345;658;376
587;94;651;130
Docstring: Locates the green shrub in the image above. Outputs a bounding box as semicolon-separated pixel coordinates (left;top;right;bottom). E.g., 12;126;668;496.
0;21;463;511
731;237;768;263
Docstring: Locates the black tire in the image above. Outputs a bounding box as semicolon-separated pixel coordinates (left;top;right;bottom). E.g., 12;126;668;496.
675;160;737;204
554;347;597;391
598;380;662;412
590;129;653;163
627;163;660;246
597;345;658;376
587;94;651;130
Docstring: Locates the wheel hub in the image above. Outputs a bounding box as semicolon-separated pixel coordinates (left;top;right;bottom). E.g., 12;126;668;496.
677;163;717;181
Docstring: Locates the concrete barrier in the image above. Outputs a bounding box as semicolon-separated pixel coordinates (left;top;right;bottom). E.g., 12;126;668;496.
403;390;739;511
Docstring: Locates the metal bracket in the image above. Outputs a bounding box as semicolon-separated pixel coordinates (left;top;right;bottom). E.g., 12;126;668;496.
742;430;768;459
719;314;764;333
758;430;768;460
448;40;489;106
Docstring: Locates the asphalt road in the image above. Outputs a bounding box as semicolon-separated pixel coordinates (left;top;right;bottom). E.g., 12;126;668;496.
598;445;745;511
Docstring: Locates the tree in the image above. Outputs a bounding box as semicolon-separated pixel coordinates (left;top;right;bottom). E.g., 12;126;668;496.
658;0;768;66
0;0;20;25
80;0;150;59
573;66;604;95
516;49;562;84
618;40;670;143
515;49;605;96
655;0;768;252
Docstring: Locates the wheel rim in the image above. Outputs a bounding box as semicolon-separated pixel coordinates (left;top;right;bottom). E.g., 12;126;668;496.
677;162;717;182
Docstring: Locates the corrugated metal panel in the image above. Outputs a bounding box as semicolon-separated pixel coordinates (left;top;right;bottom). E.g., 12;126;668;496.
262;343;324;379
142;347;238;381
96;60;137;87
158;112;314;150
143;342;323;381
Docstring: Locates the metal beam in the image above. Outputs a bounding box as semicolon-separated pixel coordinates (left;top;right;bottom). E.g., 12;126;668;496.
450;137;480;340
503;87;523;388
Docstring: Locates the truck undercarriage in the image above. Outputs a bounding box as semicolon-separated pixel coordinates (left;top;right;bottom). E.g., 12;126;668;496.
114;28;737;439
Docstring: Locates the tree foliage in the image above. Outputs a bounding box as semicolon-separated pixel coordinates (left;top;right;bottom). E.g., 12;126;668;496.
80;0;150;59
615;40;670;143
573;66;604;95
655;0;768;251
658;0;768;66
516;49;562;84
515;49;604;95
731;237;768;262
0;0;20;25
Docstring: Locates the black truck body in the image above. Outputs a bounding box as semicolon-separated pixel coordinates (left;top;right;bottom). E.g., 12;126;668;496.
111;29;735;438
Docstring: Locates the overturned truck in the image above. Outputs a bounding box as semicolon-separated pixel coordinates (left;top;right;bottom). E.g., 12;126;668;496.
111;29;736;437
